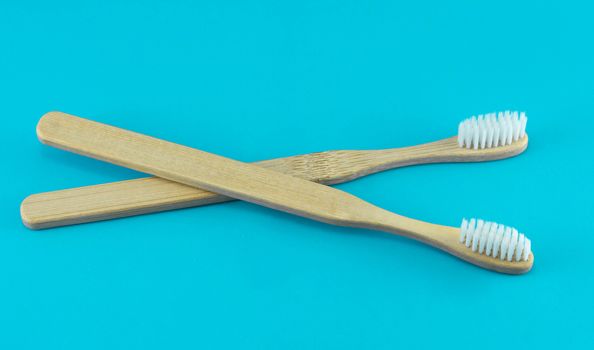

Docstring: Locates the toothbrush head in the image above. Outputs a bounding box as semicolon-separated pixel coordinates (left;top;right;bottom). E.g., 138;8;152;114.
460;218;531;263
457;111;527;150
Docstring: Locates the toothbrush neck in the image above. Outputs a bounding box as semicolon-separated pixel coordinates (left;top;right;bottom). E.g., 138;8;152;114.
353;208;459;252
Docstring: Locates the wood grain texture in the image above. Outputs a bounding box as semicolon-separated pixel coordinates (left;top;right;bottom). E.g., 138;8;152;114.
22;124;527;230
29;111;533;274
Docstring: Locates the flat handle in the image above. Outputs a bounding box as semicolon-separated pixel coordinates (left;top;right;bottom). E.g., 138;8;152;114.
23;119;527;229
35;112;388;228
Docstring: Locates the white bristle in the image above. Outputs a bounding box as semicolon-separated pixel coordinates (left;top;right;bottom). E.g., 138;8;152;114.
505;112;513;145
519;112;527;138
515;234;525;262
458;123;465;147
485;223;497;256
478;116;487;149
478;221;490;254
472;117;479;150
457;111;527;149
492;225;504;258
458;218;531;262
472;219;484;252
485;114;495;148
460;218;469;242
521;238;531;261
492;115;500;147
512;112;521;141
465;218;475;247
500;227;511;260
508;228;518;262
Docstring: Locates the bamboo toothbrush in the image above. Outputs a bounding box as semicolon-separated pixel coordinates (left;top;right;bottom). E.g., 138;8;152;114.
21;111;528;229
31;111;533;274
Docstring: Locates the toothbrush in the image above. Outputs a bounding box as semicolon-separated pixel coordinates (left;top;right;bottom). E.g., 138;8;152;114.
21;111;528;229
32;111;533;274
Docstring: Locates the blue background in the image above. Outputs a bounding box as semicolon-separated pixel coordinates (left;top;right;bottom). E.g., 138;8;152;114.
1;1;592;348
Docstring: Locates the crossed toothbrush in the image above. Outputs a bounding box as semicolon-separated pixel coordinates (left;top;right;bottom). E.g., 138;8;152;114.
22;111;532;274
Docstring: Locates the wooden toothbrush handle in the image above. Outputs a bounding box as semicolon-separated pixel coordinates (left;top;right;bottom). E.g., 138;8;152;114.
22;119;527;229
33;112;388;228
20;154;366;229
19;145;451;229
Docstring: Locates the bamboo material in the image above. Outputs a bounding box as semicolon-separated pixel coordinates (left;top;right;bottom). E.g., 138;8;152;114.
21;121;527;230
29;111;533;274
